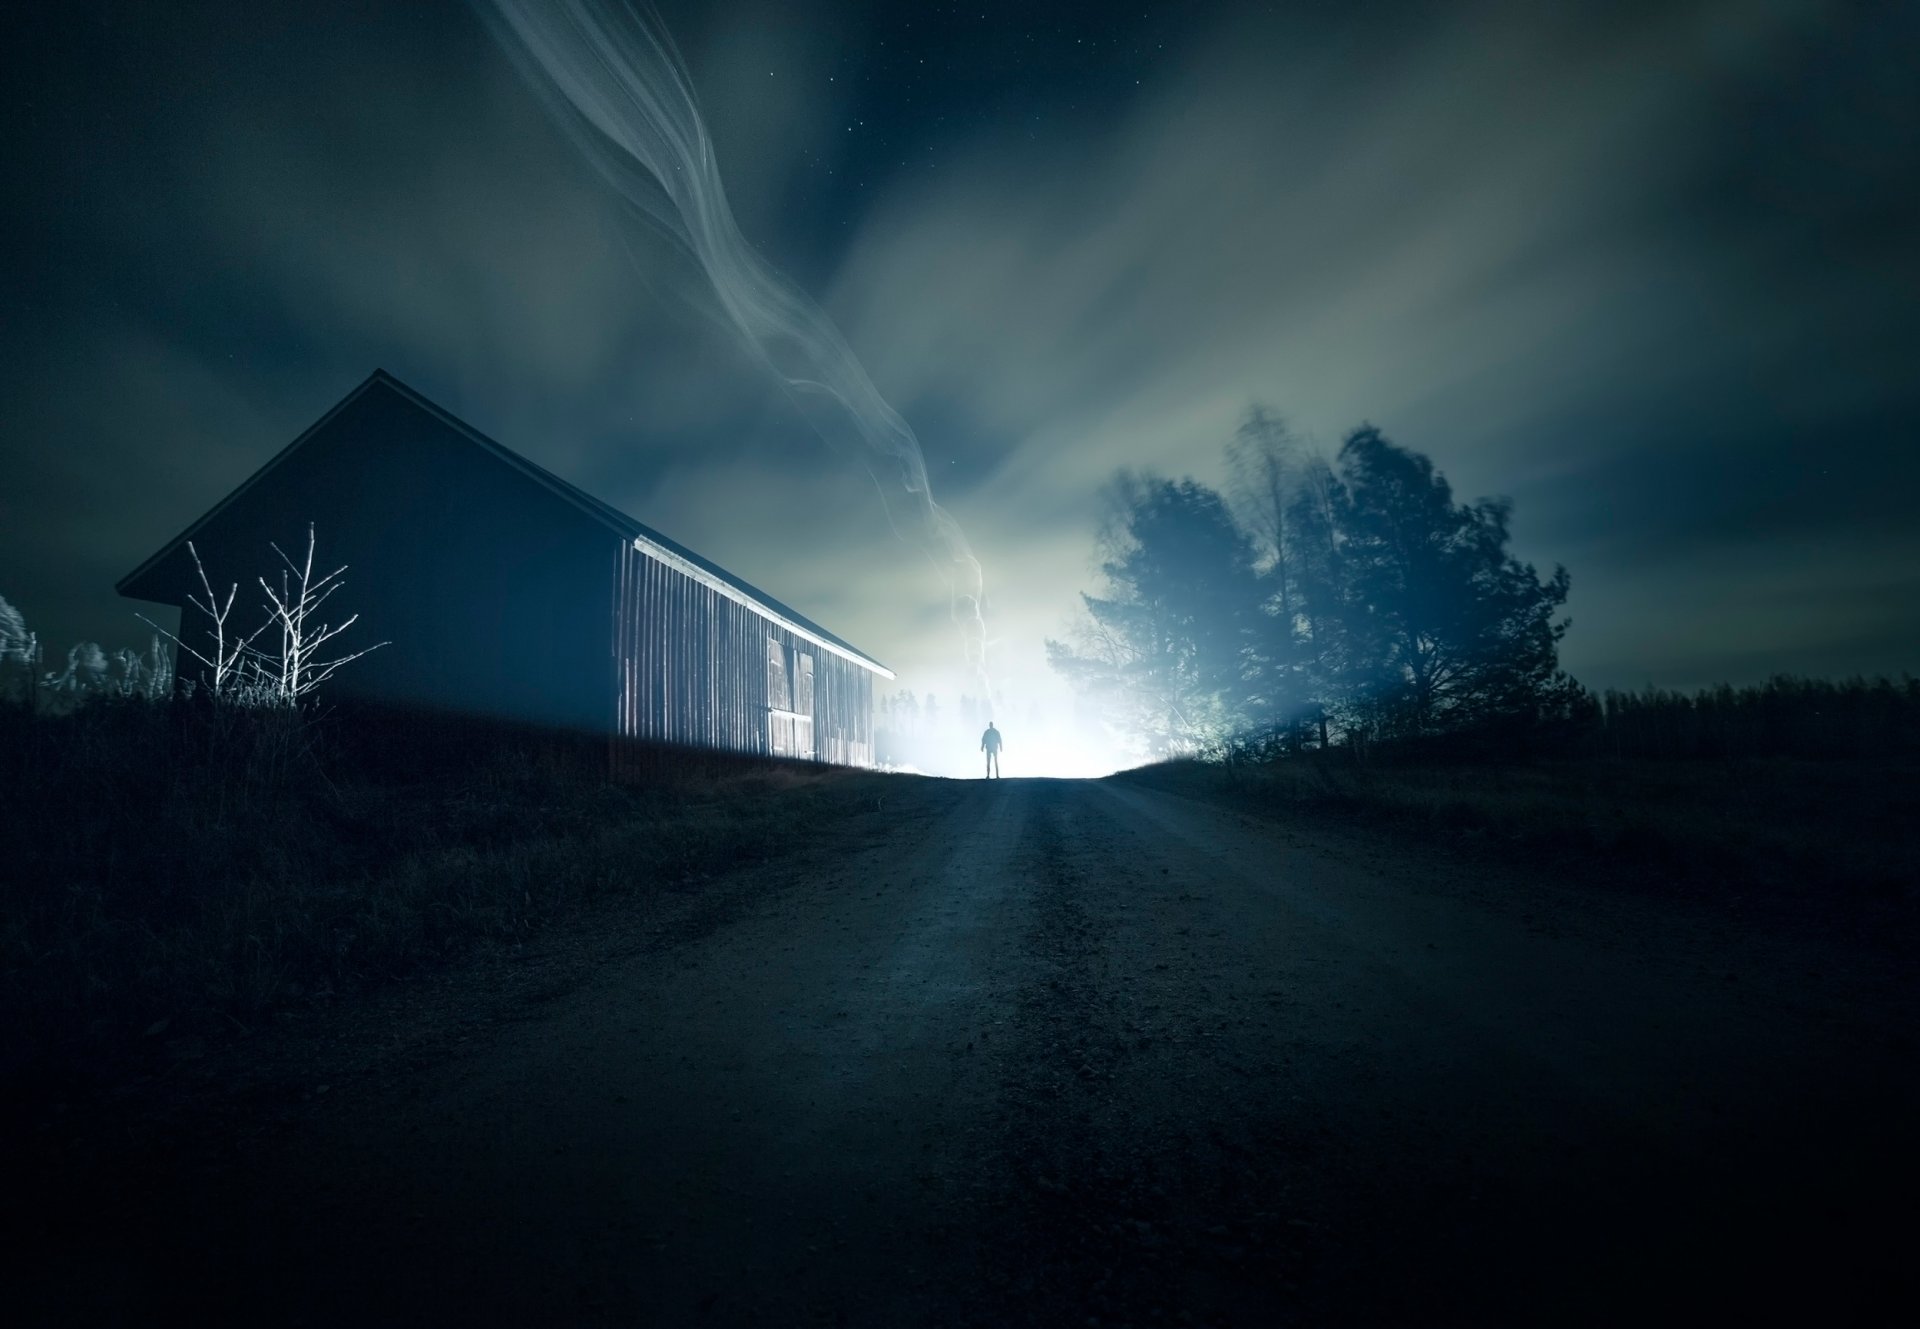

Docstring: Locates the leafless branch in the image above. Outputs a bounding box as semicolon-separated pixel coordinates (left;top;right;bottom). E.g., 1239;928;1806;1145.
136;540;269;700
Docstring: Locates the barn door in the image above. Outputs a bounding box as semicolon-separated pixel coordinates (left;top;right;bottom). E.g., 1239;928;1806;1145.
766;638;814;759
767;637;792;756
795;653;814;760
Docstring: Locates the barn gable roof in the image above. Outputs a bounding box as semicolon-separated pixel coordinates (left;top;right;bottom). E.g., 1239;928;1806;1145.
117;369;893;678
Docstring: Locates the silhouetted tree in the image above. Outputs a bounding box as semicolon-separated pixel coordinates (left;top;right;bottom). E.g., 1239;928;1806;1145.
1047;474;1259;755
1324;426;1573;738
1050;415;1579;757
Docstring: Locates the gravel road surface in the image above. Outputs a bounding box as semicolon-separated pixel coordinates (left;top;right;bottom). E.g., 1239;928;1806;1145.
23;775;1916;1325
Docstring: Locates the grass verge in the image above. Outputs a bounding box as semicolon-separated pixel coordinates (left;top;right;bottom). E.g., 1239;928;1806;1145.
1121;753;1917;927
1;699;885;1074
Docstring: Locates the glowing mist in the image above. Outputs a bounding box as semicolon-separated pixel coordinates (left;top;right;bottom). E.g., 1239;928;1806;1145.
479;0;990;693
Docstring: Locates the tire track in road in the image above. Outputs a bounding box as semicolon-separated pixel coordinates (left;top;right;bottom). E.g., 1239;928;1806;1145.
964;782;1326;1327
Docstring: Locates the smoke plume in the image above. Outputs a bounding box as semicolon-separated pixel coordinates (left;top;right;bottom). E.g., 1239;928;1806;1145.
478;0;989;689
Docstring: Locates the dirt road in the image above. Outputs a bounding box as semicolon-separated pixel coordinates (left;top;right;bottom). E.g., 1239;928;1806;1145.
24;775;1917;1325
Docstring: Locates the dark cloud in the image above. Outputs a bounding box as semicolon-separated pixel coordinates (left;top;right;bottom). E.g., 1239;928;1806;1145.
1;0;1915;743
821;0;1920;691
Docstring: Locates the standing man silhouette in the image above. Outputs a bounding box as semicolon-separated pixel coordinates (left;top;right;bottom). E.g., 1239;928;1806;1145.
980;721;1003;779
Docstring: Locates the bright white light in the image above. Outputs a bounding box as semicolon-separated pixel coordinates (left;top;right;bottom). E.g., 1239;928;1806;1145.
1010;740;1127;780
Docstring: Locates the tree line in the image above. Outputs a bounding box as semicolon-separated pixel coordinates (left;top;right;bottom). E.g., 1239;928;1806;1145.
1046;408;1579;758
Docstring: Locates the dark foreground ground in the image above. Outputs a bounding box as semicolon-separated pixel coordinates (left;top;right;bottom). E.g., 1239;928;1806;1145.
11;774;1916;1325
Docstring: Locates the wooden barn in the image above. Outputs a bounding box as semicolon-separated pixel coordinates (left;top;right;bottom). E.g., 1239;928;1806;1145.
117;370;890;765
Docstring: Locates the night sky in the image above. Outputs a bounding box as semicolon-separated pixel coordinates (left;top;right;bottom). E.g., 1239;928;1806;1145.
4;0;1917;759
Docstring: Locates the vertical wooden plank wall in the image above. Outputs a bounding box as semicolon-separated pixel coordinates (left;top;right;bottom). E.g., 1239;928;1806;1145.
612;540;876;767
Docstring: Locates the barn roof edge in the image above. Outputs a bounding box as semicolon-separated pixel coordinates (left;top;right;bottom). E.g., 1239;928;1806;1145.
115;369;894;679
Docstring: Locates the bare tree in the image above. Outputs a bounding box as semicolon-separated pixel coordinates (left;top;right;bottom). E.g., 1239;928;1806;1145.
139;540;268;702
1225;407;1305;586
141;527;385;706
248;524;387;704
1225;407;1321;740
